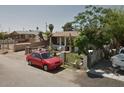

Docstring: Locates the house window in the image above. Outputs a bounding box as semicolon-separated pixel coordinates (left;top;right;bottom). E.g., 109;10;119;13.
61;37;64;45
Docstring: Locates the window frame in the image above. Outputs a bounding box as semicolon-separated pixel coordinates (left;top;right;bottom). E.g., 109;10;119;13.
32;53;42;59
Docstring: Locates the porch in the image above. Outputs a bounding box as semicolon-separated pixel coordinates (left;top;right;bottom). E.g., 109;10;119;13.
52;36;78;52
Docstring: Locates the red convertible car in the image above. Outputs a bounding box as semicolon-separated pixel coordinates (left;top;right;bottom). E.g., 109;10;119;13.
26;50;63;71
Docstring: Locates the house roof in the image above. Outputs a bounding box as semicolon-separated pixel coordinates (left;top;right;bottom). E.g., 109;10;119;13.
9;31;42;35
52;31;79;37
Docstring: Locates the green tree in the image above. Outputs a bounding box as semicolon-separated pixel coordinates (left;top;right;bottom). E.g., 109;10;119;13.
74;5;112;54
38;32;44;41
0;32;4;39
44;31;51;41
103;9;124;48
62;22;74;31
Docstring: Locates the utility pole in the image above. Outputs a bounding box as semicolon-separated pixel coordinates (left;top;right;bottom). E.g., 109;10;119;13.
7;27;10;49
2;29;5;50
0;24;5;50
45;22;48;32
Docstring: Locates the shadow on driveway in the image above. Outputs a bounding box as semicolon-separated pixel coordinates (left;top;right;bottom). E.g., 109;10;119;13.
87;71;104;78
117;70;124;75
49;67;65;74
30;65;65;74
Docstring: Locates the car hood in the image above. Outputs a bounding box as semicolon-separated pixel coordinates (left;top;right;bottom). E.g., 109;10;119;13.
44;57;61;64
111;53;124;59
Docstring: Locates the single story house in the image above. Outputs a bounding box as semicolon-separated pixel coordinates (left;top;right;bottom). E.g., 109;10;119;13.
52;31;79;52
9;31;41;43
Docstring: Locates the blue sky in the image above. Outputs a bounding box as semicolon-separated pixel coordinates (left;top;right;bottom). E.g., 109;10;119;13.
0;5;122;32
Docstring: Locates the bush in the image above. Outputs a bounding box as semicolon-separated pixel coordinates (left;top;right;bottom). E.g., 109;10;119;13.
66;53;81;68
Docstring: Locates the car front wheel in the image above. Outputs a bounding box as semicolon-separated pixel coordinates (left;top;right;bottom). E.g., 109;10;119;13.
43;65;48;71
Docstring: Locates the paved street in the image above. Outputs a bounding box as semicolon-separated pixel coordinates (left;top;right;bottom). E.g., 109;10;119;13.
0;51;124;87
0;52;79;87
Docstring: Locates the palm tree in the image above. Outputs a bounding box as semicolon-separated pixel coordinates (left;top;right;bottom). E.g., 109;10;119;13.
38;32;44;41
49;24;54;33
36;27;39;31
48;24;54;50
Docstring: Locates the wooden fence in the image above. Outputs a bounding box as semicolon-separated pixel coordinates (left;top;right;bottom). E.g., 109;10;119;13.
87;49;104;69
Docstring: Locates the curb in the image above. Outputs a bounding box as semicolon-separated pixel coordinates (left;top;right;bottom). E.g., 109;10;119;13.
87;69;124;82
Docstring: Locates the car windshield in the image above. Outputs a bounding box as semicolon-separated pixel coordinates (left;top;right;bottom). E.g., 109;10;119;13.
41;53;52;59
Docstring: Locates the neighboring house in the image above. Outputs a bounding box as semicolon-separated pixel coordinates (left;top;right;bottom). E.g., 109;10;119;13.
52;31;79;52
9;31;41;43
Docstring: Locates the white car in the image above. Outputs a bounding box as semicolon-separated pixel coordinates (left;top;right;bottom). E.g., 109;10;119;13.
111;48;124;70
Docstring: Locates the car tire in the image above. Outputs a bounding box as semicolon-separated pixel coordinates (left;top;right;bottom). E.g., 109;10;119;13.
43;65;48;71
28;60;32;65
